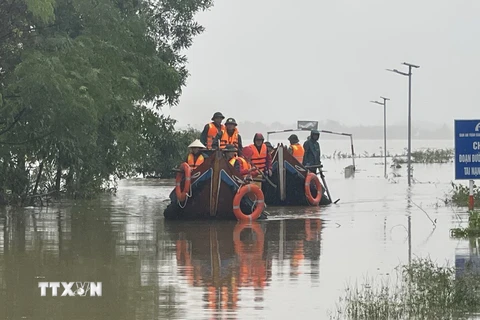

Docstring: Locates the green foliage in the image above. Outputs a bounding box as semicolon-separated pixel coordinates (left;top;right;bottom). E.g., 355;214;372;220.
0;0;212;205
330;258;480;320
25;0;56;23
445;182;480;207
411;148;454;163
451;211;480;238
128;108;201;178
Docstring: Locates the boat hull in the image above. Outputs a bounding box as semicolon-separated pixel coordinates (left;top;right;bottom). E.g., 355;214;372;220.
263;145;332;206
164;150;265;220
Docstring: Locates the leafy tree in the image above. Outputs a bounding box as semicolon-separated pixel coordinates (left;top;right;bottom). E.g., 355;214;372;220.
0;0;212;205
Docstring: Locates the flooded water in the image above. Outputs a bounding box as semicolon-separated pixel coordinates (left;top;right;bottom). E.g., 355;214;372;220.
0;139;472;320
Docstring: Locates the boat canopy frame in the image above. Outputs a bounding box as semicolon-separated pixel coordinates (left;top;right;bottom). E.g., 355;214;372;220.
266;123;356;170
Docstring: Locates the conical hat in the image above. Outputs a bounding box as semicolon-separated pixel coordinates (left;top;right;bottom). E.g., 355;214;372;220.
188;139;205;148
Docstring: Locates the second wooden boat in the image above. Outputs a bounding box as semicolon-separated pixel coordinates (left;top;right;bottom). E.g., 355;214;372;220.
263;144;332;206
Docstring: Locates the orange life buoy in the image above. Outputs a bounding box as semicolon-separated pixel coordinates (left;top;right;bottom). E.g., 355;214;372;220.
304;172;322;206
175;162;191;202
232;184;265;221
233;222;266;288
233;222;265;255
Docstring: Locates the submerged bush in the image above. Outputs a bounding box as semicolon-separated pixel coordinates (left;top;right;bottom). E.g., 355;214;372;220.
445;182;480;207
329;258;480;320
411;148;454;163
451;211;480;238
322;148;454;162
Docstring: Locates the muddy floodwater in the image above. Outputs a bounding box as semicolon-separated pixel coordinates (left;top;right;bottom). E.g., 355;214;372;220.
1;139;471;320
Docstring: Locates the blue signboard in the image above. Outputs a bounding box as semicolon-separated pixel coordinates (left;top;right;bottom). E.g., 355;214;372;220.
455;119;480;180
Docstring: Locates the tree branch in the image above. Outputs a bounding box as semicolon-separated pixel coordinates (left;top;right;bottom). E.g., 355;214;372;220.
0;130;53;145
0;107;27;135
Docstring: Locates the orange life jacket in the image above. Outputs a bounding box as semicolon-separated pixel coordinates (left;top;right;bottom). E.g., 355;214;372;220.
249;144;267;171
229;156;250;173
187;153;204;170
290;144;305;163
220;128;239;149
206;122;225;149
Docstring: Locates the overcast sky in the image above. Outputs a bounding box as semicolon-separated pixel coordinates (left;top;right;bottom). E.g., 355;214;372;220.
161;0;480;129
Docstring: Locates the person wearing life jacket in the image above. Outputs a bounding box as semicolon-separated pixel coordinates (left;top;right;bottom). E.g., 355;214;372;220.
167;139;205;205
200;112;225;150
229;145;258;179
219;117;243;155
249;133;272;178
186;139;205;170
303;129;322;172
264;141;274;156
287;134;305;164
223;143;237;163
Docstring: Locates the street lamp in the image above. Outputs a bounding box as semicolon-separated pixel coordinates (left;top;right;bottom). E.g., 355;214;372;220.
370;97;390;178
387;62;420;186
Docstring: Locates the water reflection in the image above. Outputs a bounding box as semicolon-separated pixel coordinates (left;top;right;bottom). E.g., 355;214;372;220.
165;218;323;318
0;201;323;320
0;203;181;320
456;238;480;279
406;187;412;264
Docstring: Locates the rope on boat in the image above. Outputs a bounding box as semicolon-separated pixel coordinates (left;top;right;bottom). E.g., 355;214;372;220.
177;181;193;209
251;195;258;213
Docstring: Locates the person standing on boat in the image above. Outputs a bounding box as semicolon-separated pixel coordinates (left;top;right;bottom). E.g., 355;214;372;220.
250;133;272;178
186;139;206;170
303;129;322;172
200;112;225;150
219;117;243;155
287;134;305;164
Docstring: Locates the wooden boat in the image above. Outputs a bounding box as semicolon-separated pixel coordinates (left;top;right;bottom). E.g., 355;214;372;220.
262;144;332;206
163;149;266;220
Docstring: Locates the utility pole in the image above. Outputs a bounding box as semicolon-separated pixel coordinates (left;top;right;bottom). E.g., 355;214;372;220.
370;97;390;178
387;62;420;186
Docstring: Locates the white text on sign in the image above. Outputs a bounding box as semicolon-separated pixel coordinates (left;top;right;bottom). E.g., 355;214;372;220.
464;167;480;176
459;133;480;137
458;154;480;163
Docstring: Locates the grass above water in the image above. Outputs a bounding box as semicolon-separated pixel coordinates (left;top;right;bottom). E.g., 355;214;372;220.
451;211;480;238
322;148;454;163
329;258;480;320
446;183;480;238
446;183;480;208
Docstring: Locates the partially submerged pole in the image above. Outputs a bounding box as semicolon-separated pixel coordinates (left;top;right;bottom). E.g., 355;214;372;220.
387;62;419;186
350;135;356;171
278;145;286;201
469;180;475;211
381;97;390;178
